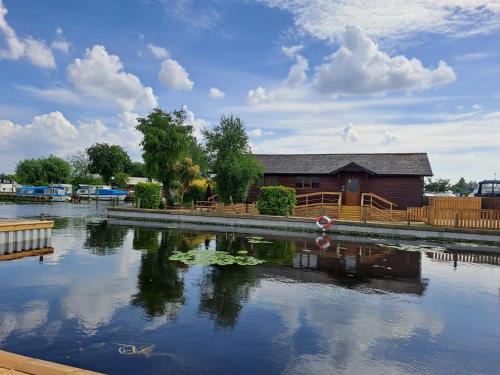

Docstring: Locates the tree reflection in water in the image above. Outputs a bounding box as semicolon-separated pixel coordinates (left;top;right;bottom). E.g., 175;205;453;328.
84;221;128;255
132;229;187;319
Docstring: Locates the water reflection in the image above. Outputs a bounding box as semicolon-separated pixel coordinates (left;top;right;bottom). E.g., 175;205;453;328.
84;221;128;255
132;229;186;319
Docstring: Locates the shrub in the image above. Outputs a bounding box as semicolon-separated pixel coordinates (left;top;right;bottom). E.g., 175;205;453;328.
257;186;296;216
135;182;161;209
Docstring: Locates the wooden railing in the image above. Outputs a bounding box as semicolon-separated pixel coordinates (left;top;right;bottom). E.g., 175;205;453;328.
361;193;400;221
294;192;342;218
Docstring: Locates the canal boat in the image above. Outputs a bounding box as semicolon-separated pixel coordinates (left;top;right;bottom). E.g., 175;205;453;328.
474;180;500;197
76;185;128;201
16;186;69;202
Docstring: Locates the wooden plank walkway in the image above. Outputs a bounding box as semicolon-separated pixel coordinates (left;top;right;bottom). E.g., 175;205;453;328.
0;350;103;374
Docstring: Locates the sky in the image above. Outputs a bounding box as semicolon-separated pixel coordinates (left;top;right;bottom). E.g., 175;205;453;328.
0;0;499;181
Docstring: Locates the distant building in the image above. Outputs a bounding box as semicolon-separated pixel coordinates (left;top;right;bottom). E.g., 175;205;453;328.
250;153;433;208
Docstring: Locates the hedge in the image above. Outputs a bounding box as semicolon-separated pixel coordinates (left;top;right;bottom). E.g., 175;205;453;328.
257;186;296;216
135;182;162;209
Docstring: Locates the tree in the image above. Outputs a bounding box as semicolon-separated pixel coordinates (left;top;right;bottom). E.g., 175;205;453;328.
174;158;200;206
15;156;71;185
114;171;130;188
15;159;45;185
188;140;208;177
203;115;264;203
425;177;451;193
126;161;146;177
136;108;193;201
41;156;72;184
86;143;131;184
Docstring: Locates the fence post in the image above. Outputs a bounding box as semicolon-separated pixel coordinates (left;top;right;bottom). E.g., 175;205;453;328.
454;212;459;227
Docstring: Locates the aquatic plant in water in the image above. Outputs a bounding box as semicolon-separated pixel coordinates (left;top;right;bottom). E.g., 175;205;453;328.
169;250;265;266
246;236;273;244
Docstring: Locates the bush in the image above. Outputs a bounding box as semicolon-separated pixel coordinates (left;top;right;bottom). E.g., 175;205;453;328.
135;182;161;209
257;186;296;216
182;179;209;206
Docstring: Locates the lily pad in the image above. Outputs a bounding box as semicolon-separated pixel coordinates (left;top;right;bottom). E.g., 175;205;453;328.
169;250;265;266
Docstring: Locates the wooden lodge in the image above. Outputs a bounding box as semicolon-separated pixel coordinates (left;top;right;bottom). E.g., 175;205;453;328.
249;153;433;220
251;153;433;207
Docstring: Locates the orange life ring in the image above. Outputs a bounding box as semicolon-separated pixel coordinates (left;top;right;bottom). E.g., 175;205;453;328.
315;215;332;230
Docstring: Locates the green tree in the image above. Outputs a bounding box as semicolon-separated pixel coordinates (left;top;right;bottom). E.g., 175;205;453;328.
188;140;208;177
68;151;104;185
174;158;200;206
452;177;469;194
203;115;264;203
425;177;451;193
136;108;193;201
86;143;131;184
15;156;71;185
15;159;45;185
126;161;146;177
113;171;130;188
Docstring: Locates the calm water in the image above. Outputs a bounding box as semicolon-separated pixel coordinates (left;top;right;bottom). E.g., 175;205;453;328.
0;202;499;375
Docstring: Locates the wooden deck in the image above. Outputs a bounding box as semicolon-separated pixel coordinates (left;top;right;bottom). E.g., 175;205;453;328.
0;350;103;374
0;219;54;232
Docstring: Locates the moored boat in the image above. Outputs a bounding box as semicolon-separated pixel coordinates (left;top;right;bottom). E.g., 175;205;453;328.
16;186;69;202
75;185;128;201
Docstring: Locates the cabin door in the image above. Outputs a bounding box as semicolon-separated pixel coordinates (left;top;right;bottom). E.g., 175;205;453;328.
344;176;361;206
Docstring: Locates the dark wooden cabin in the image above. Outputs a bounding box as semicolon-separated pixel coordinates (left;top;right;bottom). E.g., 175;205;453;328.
250;153;433;208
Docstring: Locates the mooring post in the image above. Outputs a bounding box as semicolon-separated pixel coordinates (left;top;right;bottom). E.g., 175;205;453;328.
40;212;45;221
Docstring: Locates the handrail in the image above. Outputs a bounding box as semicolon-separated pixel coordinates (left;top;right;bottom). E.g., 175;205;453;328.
361;193;397;209
296;191;342;199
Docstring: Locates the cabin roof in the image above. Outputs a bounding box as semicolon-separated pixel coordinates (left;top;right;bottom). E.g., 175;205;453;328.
255;153;433;176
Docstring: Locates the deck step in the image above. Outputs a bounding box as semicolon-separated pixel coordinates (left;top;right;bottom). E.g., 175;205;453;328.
339;206;362;221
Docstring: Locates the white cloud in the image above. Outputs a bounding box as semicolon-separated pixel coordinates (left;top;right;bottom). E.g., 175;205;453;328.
51;27;70;53
0;1;55;68
182;104;206;140
381;130;398;145
147;43;169;59
285;54;308;88
341;123;360;142
281;44;303;58
158;58;194;91
67;45;157;111
472;103;483;110
0;111;145;171
209;86;225;99
247;86;274;104
259;0;500;43
248;128;274;137
16;85;83;105
312;26;456;95
455;52;494;62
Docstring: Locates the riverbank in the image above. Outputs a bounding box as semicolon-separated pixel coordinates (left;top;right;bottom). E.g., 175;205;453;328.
107;207;500;246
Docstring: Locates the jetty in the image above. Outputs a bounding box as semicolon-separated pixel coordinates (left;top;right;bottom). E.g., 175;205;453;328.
0;350;103;374
0;218;54;257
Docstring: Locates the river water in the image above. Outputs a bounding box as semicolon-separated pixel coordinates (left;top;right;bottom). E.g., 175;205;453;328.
0;202;499;375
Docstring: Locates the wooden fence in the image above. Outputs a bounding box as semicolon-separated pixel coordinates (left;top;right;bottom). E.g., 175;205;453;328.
428;196;482;210
407;206;500;229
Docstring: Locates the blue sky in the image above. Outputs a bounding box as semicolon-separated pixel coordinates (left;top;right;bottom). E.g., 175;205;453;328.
1;0;499;180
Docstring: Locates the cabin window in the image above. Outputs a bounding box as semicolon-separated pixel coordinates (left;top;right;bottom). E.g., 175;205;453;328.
494;184;500;195
264;176;278;186
312;177;320;188
295;176;320;188
347;179;359;192
481;183;493;195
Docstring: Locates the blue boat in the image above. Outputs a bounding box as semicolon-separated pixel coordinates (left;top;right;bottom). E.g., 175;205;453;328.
75;185;128;201
16;186;68;202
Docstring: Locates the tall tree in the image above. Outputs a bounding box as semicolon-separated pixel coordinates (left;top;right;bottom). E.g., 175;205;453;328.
86;143;131;184
203;115;264;203
15;156;71;185
174;158;200;206
126;161;146;177
136;108;193;200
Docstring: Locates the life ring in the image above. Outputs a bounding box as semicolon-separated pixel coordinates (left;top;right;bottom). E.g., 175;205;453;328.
315;215;332;230
315;235;331;250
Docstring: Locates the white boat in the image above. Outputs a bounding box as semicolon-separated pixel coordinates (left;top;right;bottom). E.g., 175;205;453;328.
76;185;128;201
0;175;19;193
16;186;69;202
